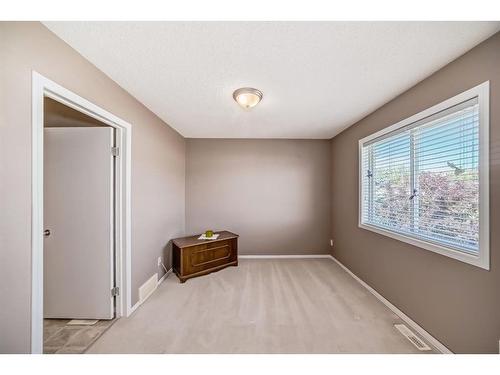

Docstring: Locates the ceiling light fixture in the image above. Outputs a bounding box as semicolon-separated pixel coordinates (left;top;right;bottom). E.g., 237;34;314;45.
233;87;263;110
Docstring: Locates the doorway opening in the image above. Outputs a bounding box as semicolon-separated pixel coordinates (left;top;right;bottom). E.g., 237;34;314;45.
43;98;116;353
31;72;132;354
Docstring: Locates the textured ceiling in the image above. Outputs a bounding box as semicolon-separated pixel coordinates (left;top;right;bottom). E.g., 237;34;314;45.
44;22;500;139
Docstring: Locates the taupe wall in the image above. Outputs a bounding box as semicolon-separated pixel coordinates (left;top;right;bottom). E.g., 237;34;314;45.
186;139;332;255
330;32;500;353
0;22;185;353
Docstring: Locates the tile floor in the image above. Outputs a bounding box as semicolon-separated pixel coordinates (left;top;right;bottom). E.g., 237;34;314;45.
43;318;116;354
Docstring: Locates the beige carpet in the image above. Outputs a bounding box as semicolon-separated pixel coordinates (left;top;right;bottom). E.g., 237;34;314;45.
87;258;437;354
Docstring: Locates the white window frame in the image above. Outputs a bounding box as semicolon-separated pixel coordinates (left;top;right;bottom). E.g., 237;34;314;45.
358;81;490;270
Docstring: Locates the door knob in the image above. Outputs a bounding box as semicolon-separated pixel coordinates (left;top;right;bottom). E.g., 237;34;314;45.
44;229;51;237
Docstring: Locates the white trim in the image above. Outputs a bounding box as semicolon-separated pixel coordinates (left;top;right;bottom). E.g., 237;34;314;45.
129;301;142;315
238;254;333;259
31;72;44;355
330;255;453;354
358;81;490;270
31;72;133;354
157;269;171;285
129;268;172;315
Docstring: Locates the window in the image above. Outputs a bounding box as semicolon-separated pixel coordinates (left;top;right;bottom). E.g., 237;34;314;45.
359;82;489;269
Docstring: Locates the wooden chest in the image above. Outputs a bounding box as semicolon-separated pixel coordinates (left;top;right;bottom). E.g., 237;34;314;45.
172;231;238;283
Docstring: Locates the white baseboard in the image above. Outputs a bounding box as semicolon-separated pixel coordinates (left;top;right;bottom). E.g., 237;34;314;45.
239;254;332;259
129;268;172;315
158;268;171;285
330;255;452;354
129;299;141;315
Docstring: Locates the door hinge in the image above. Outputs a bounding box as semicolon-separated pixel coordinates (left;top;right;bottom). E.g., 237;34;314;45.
111;287;120;297
111;147;120;157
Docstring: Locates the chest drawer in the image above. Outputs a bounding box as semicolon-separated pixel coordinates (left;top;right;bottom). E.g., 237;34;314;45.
172;232;239;283
188;240;232;268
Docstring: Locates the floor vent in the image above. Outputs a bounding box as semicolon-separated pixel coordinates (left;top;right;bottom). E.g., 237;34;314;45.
394;324;432;351
139;273;158;303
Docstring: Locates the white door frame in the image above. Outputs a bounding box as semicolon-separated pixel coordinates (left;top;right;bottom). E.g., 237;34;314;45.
31;72;133;354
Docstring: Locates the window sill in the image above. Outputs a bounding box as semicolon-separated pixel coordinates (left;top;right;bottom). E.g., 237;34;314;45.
358;222;489;270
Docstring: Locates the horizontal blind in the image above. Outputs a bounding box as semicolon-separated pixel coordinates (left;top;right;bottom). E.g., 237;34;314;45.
361;97;480;254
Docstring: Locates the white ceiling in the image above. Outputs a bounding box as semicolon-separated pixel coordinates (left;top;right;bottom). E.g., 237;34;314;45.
44;22;500;139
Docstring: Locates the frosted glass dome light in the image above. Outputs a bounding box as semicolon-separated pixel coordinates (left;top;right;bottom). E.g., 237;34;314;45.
233;87;263;109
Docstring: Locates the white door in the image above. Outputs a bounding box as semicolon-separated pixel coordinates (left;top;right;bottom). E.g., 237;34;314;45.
44;127;115;320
